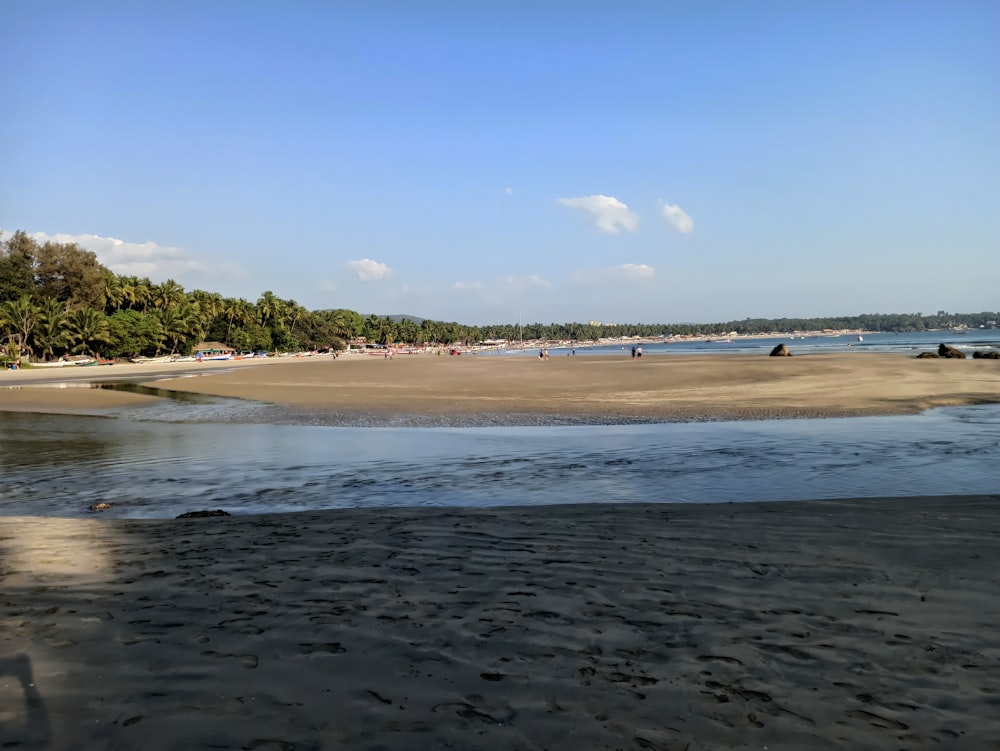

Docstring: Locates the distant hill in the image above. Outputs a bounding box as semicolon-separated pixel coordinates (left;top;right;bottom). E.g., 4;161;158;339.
379;313;427;324
320;311;428;324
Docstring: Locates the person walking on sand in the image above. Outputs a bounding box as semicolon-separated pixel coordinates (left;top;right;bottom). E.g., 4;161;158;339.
631;346;636;359
637;346;642;358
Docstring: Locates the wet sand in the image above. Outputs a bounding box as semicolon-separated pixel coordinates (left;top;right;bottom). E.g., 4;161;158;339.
2;351;999;423
2;496;999;750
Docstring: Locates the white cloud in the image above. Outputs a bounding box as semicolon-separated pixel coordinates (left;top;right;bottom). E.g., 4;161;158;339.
28;231;239;281
454;280;483;291
557;195;639;234
501;274;550;291
617;263;656;279
661;203;694;234
574;263;656;285
503;187;513;195
347;258;392;282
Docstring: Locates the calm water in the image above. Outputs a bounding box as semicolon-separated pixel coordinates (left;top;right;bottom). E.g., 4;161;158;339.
513;329;1000;357
1;404;998;519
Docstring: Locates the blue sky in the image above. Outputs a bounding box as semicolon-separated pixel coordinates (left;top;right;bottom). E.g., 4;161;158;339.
2;1;997;325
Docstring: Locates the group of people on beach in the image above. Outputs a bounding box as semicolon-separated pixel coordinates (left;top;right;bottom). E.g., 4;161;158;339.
631;346;643;358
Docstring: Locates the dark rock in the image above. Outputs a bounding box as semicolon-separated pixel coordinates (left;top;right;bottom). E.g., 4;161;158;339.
769;343;792;357
972;350;1000;359
938;343;966;359
915;352;940;359
175;509;231;519
88;502;114;511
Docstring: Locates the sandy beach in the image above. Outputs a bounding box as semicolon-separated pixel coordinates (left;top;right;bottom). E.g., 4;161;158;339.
2;353;999;749
2;497;999;750
2;351;999;423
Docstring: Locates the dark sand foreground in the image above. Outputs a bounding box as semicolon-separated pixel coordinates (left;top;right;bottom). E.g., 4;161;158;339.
3;497;999;750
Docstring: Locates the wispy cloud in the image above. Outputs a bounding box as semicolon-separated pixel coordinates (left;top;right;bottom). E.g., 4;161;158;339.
347;258;392;281
557;195;639;234
28;231;239;282
501;274;550;291
574;263;656;285
454;280;483;291
661;203;694;234
617;263;656;279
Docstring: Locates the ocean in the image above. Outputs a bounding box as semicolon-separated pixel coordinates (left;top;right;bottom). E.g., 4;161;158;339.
504;328;1000;357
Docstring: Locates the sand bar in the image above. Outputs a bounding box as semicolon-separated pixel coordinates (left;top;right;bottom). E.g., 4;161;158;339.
2;496;999;750
2;352;999;423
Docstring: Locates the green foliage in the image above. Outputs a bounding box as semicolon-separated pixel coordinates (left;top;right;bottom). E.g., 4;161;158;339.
105;310;164;359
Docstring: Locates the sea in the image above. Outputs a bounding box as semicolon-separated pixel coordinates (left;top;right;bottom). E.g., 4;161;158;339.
1;329;999;520
504;328;1000;357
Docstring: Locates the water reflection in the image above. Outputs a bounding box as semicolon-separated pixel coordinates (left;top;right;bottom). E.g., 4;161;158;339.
1;405;998;519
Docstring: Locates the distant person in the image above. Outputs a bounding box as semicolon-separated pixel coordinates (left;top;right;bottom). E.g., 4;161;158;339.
637;346;643;358
631;346;636;359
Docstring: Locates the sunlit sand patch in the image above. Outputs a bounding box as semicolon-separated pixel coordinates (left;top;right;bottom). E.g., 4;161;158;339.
1;518;112;579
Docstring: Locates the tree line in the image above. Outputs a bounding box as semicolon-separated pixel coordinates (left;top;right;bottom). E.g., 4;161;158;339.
1;230;996;363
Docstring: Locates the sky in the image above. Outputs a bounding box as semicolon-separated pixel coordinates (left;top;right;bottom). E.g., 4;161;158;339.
1;1;997;325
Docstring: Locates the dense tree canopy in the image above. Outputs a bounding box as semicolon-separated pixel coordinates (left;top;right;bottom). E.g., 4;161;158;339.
1;229;996;364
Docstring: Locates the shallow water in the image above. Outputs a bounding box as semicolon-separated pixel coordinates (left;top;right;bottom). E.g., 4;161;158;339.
1;404;998;519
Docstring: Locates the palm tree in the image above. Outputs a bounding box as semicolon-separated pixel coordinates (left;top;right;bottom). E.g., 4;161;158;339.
103;273;125;313
0;294;41;361
68;307;110;359
132;278;153;312
257;290;279;327
156;302;204;354
151;279;185;310
35;297;71;361
223;297;252;346
328;310;356;346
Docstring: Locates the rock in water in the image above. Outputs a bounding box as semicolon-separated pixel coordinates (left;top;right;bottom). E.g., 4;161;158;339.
938;343;966;359
175;509;231;519
769;343;792;357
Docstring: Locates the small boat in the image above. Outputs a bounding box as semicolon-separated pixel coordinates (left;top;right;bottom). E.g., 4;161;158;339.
857;335;863;342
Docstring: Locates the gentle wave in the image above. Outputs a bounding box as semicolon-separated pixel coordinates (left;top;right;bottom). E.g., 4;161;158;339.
1;404;998;519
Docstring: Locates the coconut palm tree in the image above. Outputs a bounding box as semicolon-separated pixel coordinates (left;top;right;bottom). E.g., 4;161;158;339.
151;279;185;310
0;294;40;361
223;297;253;346
34;297;71;361
156;302;204;354
257;290;279;327
103;273;125;313
68;307;110;359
